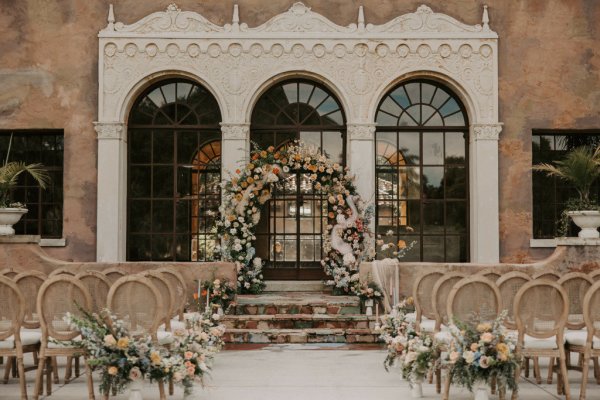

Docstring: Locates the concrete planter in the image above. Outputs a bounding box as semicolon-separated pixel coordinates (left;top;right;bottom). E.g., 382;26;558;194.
0;208;27;236
568;210;600;239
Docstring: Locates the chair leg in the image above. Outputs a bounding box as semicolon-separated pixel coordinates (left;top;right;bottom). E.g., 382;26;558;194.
65;356;72;382
84;357;95;400
593;357;600;384
46;357;52;396
435;366;441;394
33;353;45;400
103;382;110;400
11;356;17;378
548;357;555;384
558;349;572;400
17;356;27;400
491;375;497;395
533;357;542;384
158;379;167;400
169;378;174;395
75;356;80;377
52;357;59;384
524;357;530;378
581;352;590;400
511;361;521;400
3;356;12;383
442;369;452;400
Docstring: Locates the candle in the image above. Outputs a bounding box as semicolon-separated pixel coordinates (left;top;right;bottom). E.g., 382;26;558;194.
376;303;379;321
206;286;210;311
197;280;201;301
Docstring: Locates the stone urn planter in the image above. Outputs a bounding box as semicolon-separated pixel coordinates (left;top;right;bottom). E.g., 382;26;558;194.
0;208;27;236
567;210;600;238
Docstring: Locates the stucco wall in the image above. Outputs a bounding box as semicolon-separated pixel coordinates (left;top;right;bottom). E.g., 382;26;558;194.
0;0;599;262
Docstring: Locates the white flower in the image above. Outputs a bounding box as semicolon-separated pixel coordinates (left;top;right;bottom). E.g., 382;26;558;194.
342;253;356;266
229;228;237;235
253;258;262;268
283;166;290;173
386;229;394;236
463;351;475;364
129;367;142;381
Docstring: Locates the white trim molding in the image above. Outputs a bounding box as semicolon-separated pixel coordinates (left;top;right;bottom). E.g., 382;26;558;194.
96;2;501;263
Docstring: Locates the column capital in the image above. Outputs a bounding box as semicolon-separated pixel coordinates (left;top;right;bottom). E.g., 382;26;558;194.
94;121;125;140
470;123;503;142
347;123;377;140
220;122;250;140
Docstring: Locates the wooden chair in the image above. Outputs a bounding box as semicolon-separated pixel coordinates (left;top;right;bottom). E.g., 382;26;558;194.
107;275;166;400
430;272;465;393
75;271;111;314
588;269;600;282
513;280;570;400
141;271;176;332
413;270;444;333
48;267;76;277
573;280;600;400
33;275;94;400
0;267;19;279
155;267;187;322
0;276;39;400
443;275;503;400
532;270;562;281
558;273;595;383
100;267;126;284
476;268;502;283
496;272;536;381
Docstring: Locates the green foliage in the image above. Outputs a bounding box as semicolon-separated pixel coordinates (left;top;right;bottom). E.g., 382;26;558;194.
533;145;600;203
0;162;51;207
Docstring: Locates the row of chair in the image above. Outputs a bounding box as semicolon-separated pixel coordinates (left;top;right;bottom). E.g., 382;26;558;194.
409;268;600;400
0;266;191;400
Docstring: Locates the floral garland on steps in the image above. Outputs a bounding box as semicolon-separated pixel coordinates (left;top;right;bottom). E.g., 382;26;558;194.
217;141;372;294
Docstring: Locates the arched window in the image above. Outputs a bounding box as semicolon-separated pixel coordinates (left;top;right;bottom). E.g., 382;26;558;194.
375;80;469;262
251;79;346;280
127;79;222;261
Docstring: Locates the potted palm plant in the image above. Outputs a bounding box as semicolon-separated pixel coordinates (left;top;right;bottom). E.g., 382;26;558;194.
0;134;50;236
533;145;600;238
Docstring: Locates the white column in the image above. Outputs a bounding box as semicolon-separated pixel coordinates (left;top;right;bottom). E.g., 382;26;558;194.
220;123;249;177
347;123;376;204
94;121;127;262
469;123;502;263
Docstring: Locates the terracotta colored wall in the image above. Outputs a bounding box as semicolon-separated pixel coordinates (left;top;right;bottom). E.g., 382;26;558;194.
1;0;599;262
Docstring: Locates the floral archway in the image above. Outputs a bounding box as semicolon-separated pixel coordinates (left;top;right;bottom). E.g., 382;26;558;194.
218;142;372;294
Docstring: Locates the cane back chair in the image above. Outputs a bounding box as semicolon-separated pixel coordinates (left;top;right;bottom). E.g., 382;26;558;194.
413;270;444;333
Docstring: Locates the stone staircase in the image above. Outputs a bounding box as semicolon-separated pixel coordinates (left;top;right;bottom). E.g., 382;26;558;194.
222;286;381;344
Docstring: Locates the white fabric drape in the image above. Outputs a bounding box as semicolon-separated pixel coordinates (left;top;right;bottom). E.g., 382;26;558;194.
371;258;400;313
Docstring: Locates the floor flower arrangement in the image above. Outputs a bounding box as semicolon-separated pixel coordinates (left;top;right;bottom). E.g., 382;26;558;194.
62;308;226;397
218;141;372;294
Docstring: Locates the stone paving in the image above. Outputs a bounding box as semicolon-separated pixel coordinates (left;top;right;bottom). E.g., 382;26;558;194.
1;344;598;399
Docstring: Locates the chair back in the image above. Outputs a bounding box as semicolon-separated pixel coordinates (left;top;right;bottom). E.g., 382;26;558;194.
48;267;76;277
0;268;19;279
532;270;561;281
142;271;175;329
514;280;568;340
432;272;465;330
447;275;502;327
496;271;532;329
413;271;444;323
75;271;112;314
37;275;92;342
102;267;127;283
588;269;600;282
0;276;26;342
476;268;502;282
583;280;600;346
557;272;594;330
155;267;187;320
13;270;47;329
107;275;163;340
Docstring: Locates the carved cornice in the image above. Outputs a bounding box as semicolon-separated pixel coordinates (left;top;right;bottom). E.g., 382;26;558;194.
221;123;249;140
347;123;376;140
100;2;497;39
471;123;502;141
94;122;125;140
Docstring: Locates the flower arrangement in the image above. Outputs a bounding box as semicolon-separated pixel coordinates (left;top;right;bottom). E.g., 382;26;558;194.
356;281;384;303
441;312;520;393
167;312;226;395
218;141;371;294
376;230;417;260
62;309;171;395
194;278;237;313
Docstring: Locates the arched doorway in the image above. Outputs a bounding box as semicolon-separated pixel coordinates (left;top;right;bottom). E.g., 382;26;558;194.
127;78;222;261
375;79;469;262
250;79;346;280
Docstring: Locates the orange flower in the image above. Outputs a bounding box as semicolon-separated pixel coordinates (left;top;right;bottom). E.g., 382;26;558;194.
267;146;275;152
273;167;280;175
235;169;241;174
260;150;268;158
328;212;335;218
294;154;301;161
252;153;259;160
397;240;406;249
201;289;208;297
241;181;248;188
247;177;254;184
274;152;280;159
281;158;288;164
193;293;199;300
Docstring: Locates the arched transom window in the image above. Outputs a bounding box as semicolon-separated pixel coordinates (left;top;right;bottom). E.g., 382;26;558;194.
251;79;346;280
127;79;222;261
375;80;469;262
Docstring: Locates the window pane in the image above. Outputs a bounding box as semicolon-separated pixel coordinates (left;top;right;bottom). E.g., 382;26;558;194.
423;167;444;199
423;236;445;262
423;202;444;233
445;132;466;163
423;132;444;165
397;132;420;165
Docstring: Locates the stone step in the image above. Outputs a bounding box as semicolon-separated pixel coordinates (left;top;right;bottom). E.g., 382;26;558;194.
222;313;375;330
234;292;360;315
223;328;381;344
264;280;327;292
